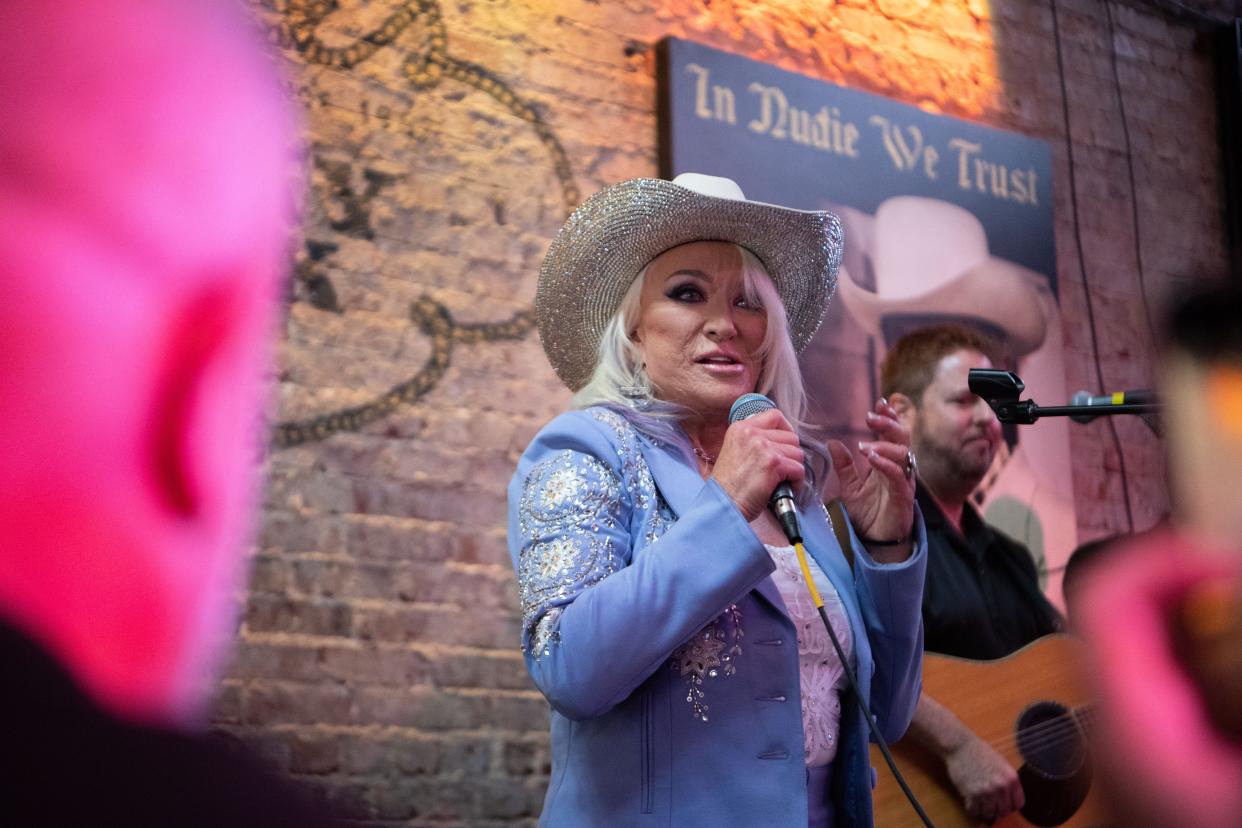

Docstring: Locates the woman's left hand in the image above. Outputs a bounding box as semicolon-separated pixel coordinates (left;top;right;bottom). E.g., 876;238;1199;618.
827;397;915;545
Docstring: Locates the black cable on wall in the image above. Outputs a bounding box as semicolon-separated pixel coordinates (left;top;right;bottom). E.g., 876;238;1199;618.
1137;0;1230;27
1049;0;1137;534
1104;0;1160;345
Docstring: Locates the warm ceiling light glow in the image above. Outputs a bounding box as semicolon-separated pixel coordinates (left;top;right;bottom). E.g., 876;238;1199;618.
664;0;1000;119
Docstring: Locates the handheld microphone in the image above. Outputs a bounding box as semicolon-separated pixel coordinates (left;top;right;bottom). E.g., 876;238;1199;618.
728;393;802;544
729;392;936;828
1069;389;1158;423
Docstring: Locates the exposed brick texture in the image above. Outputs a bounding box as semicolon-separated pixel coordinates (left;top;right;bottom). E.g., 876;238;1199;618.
215;1;1235;823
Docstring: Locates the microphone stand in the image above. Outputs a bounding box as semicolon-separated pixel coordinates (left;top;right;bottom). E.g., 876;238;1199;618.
968;369;1161;429
985;398;1159;425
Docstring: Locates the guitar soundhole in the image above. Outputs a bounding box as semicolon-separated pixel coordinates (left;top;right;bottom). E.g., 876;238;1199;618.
1016;701;1084;778
1015;701;1092;826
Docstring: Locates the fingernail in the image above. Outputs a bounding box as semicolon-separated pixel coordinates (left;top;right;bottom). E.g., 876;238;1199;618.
879;397;888;407
858;441;869;452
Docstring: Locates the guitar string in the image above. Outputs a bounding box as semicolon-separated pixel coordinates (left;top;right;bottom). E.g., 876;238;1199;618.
975;706;1097;755
961;703;1094;752
977;703;1095;745
883;712;1101;792
977;719;1088;761
984;705;1096;746
980;707;1096;753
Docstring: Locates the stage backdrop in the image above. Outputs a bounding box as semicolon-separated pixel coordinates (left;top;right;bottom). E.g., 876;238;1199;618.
659;36;1077;607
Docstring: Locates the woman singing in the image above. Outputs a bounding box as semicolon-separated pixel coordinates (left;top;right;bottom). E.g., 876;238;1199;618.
508;173;926;827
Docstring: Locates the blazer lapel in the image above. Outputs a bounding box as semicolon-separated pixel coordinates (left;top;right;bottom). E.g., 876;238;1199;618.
634;435;703;521
634;434;788;614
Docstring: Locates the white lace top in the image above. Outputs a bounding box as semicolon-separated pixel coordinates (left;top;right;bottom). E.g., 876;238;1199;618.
764;544;854;768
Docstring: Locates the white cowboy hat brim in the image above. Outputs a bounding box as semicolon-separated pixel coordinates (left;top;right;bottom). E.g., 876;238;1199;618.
536;176;843;391
838;256;1049;355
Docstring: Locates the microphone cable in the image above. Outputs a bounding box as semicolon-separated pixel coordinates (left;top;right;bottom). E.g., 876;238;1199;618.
787;531;936;828
727;393;934;825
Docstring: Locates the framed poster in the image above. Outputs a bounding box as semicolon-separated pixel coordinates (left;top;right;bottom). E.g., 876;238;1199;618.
659;37;1077;606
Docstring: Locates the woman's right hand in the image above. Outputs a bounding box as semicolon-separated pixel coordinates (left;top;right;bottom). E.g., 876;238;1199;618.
711;409;805;522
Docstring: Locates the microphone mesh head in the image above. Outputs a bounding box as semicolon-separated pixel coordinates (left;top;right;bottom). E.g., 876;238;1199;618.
729;393;775;424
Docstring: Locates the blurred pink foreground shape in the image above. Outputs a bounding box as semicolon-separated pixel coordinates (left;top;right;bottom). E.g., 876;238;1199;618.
0;0;294;726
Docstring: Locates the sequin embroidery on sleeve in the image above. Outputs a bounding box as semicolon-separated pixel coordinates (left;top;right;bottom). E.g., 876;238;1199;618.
517;449;626;659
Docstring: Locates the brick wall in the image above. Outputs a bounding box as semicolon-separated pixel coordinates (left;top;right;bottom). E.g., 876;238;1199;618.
215;1;1235;823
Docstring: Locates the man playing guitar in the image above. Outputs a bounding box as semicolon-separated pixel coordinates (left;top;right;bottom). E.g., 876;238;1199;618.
881;326;1063;824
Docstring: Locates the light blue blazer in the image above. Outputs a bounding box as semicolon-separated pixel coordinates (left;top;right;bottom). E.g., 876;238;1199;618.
507;407;926;827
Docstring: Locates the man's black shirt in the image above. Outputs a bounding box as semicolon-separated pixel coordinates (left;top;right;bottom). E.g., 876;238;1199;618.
917;484;1062;660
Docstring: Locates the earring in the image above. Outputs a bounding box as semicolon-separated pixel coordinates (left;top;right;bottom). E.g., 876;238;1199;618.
619;384;650;409
621;363;650;409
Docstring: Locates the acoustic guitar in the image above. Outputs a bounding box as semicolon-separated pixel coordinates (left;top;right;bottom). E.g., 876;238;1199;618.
871;635;1106;828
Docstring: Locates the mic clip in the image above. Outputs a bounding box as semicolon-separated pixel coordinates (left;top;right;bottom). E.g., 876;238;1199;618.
968;369;1161;426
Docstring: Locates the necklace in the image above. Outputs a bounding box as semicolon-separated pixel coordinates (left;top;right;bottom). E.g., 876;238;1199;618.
693;445;716;465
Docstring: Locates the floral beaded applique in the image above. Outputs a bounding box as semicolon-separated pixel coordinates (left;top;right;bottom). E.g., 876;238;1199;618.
671;604;744;721
516;409;673;661
517;450;626;659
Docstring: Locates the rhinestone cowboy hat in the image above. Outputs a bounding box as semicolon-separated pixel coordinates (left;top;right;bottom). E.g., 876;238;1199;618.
836;196;1048;355
535;172;844;391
